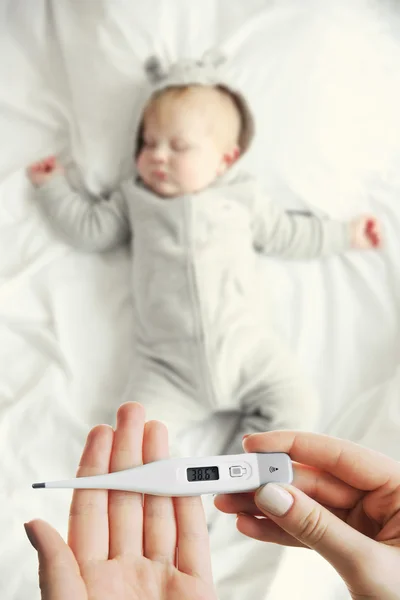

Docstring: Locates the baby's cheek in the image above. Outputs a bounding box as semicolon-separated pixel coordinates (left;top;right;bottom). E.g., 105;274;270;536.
174;158;197;182
187;157;211;181
136;153;147;175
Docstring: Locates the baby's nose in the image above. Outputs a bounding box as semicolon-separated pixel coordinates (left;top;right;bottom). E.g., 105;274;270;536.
151;147;168;163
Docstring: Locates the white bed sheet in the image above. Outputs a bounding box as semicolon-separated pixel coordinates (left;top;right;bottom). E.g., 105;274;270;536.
1;1;400;599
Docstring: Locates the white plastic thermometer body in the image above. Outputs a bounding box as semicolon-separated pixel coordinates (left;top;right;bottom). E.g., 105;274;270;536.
32;453;292;496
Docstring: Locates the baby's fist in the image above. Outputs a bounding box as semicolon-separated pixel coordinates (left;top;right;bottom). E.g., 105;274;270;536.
351;216;382;250
26;156;64;187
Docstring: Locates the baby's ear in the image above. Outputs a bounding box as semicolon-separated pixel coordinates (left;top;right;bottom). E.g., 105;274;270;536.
217;161;228;176
217;154;232;176
223;146;241;165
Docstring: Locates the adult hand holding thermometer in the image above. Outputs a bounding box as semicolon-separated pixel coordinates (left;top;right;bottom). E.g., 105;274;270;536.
32;452;292;496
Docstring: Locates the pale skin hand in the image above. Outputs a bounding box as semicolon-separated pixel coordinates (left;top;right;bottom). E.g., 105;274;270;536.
26;155;64;187
24;402;217;600
351;215;382;249
215;431;400;600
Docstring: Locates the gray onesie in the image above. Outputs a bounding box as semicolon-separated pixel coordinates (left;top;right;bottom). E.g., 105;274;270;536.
34;55;352;456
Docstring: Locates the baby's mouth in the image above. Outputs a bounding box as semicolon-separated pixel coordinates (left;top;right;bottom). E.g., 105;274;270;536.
153;170;168;181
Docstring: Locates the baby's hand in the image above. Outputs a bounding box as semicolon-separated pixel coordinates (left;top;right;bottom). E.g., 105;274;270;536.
26;156;64;187
350;215;382;249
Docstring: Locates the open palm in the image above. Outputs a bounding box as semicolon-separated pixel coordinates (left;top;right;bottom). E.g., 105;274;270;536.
25;403;216;600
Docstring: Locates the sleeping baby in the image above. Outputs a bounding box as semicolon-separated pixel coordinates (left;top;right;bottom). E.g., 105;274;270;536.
26;53;382;456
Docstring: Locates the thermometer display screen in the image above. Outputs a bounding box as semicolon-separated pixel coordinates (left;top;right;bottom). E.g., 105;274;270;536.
187;466;219;482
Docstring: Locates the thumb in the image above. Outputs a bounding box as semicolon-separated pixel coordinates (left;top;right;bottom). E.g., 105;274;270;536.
24;519;85;599
254;483;375;585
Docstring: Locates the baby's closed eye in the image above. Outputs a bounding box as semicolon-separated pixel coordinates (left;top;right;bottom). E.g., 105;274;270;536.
144;139;157;149
171;139;191;152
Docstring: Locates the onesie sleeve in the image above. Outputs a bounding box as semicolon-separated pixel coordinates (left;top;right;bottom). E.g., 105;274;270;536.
250;184;353;259
34;174;131;252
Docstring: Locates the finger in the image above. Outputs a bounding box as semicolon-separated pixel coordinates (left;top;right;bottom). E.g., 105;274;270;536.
243;431;400;491
239;501;349;522
365;218;381;247
215;462;363;516
366;218;374;231
174;495;213;583
108;402;146;558
143;421;176;563
25;519;86;600
370;232;380;247
236;513;307;548
216;492;349;523
367;482;400;542
68;424;114;563
254;483;377;584
214;492;260;516
365;224;379;246
44;157;56;172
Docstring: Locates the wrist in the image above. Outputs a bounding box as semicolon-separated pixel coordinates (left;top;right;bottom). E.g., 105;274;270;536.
37;172;66;189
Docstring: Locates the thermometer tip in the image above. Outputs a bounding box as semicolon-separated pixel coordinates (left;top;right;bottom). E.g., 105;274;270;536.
32;482;45;489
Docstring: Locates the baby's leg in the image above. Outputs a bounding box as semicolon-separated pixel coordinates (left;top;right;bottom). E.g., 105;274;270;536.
122;358;211;457
223;331;320;454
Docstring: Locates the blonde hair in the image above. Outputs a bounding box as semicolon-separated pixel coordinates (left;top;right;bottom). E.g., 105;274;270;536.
140;85;244;152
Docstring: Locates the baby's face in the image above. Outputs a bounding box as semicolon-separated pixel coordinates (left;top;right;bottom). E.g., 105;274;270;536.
136;106;229;198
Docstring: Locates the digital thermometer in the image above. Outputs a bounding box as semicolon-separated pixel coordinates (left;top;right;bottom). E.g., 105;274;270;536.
32;452;292;496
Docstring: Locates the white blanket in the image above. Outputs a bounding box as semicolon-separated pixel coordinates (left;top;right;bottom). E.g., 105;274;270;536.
1;1;400;599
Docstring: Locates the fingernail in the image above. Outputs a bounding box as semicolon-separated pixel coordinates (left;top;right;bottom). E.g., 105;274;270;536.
24;523;38;550
257;484;294;517
242;434;250;440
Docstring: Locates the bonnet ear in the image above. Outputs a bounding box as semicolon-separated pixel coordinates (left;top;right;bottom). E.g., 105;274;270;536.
200;48;226;68
144;56;167;83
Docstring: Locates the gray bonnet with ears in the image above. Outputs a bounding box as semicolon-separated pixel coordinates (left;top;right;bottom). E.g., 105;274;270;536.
142;49;255;154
